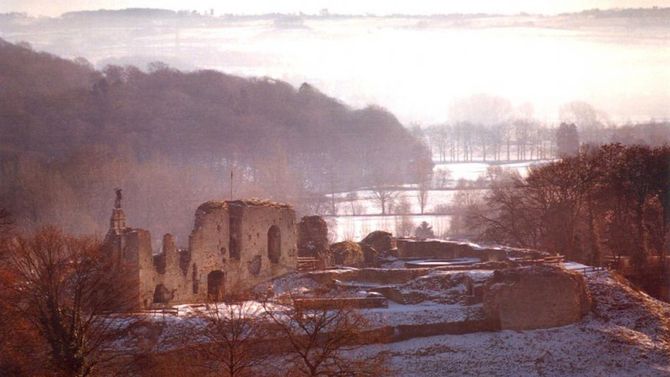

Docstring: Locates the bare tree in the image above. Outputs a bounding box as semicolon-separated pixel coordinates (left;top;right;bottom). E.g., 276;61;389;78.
433;168;451;189
168;300;272;377
0;207;12;233
345;192;361;216
262;294;389;377
5;227;139;377
0;209;45;377
394;196;415;237
369;187;399;215
416;165;432;214
417;183;430;215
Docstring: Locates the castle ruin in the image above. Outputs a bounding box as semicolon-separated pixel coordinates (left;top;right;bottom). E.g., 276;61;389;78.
103;196;297;309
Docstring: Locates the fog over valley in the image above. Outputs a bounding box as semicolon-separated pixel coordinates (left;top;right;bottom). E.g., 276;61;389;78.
1;8;670;124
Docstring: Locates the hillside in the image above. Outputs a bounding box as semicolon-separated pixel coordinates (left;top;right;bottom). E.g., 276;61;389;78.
0;39;431;238
355;271;670;376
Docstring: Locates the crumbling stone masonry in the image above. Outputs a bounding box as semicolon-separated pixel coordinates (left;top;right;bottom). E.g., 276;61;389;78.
104;199;297;309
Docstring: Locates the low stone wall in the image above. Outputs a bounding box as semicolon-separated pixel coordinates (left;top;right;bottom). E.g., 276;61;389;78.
396;239;509;262
397;239;463;259
307;268;432;286
294;296;388;310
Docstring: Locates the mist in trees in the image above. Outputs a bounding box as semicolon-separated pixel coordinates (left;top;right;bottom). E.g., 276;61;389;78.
556;123;580;157
424;95;553;163
0;39;431;240
559;101;609;144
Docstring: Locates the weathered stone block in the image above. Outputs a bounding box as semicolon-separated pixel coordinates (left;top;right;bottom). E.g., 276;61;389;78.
483;265;591;330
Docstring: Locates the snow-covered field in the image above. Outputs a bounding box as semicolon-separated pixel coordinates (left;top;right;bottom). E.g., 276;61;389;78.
328;214;452;242
433;160;553;182
332;189;464;215
328;160;552;241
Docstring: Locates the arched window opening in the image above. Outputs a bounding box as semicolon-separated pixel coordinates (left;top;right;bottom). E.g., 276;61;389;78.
153;284;170;304
207;270;225;302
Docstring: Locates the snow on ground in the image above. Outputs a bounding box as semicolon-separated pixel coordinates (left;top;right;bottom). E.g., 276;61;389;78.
134;268;670;375
435;269;494;283
332;189;465;215
405;257;480;267
433;160;555;182
258;271;321;296
363;302;484;328
350;271;670;377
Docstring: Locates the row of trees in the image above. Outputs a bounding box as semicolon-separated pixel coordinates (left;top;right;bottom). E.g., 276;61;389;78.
464;144;670;296
0;223;387;377
420;94;669;163
422;120;555;162
423;119;670;163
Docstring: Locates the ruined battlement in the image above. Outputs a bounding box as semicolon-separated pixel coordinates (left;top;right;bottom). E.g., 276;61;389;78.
104;198;297;309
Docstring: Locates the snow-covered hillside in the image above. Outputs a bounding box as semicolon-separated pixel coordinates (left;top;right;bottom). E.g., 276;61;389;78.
354;271;670;376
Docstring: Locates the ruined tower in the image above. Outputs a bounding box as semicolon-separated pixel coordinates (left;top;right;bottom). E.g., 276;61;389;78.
102;188;153;309
102;193;299;309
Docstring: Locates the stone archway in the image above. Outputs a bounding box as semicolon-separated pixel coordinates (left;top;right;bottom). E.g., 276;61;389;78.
268;225;281;263
207;270;225;302
153;284;171;304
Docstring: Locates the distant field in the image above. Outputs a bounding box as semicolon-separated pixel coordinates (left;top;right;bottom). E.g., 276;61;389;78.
329;159;553;241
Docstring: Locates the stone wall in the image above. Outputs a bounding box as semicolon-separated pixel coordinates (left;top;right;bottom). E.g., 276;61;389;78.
225;202;297;291
397;239;465;259
396;239;519;262
482;265;591;330
297;215;329;258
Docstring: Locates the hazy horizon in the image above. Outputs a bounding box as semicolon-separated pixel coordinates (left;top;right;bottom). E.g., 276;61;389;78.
3;7;670;125
3;0;670;17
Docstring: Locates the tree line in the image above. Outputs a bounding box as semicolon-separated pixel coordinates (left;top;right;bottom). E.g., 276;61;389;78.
464;143;670;298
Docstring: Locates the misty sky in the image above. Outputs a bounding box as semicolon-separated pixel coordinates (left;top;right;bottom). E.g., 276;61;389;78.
1;1;670;124
3;0;670;17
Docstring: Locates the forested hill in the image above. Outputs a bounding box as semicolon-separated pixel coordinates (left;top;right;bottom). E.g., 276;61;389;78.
0;38;432;239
